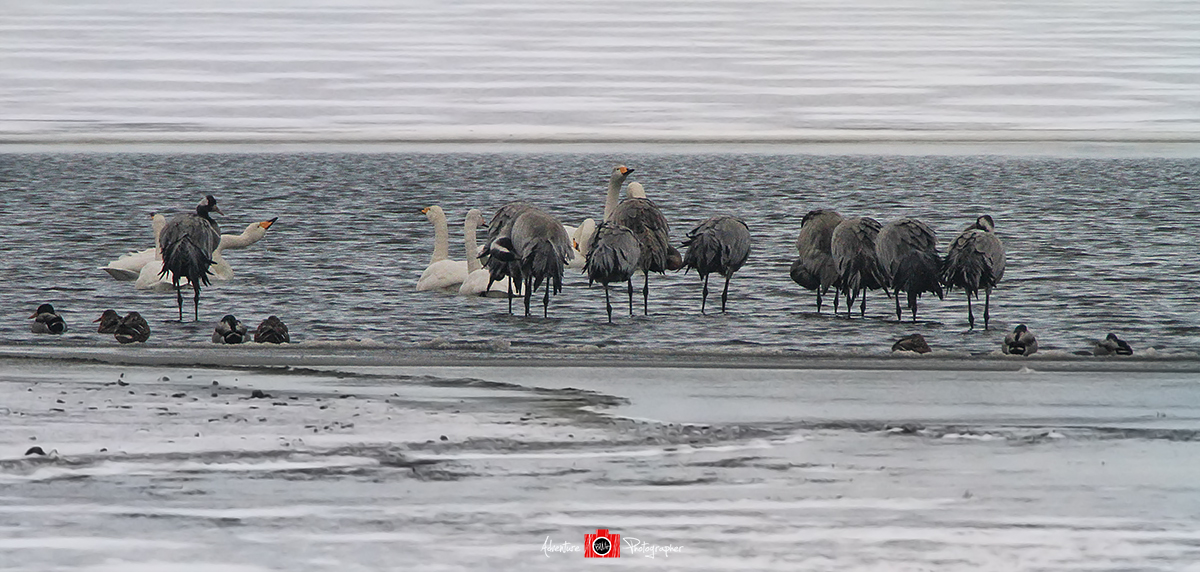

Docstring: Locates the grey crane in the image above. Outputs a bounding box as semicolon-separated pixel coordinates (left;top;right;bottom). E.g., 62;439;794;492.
609;182;671;315
789;209;844;313
941;215;1006;330
681;215;751;314
583;221;641;322
875;218;944;322
479;201;538;314
830;216;887;318
492;208;573;317
159;195;223;321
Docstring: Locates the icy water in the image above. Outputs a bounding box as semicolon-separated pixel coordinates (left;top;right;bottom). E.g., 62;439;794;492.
3;356;1200;571
2;151;1200;357
2;0;1199;141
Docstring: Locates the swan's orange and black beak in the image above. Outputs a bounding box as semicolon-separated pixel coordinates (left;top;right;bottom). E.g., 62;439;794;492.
420;207;430;215
621;166;634;176
259;217;278;229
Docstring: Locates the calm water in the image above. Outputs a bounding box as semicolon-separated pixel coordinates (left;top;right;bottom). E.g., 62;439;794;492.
2;151;1198;356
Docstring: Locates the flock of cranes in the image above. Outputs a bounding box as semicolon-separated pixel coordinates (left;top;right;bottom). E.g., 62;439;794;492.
416;164;1005;330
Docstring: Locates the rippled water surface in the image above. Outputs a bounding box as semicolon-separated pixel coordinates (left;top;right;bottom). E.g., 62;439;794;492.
2;151;1198;355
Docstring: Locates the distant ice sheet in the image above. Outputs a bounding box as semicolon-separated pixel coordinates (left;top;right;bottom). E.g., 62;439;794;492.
2;0;1199;142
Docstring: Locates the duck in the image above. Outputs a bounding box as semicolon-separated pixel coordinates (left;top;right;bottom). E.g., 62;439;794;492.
94;309;121;334
114;312;151;344
416;206;469;291
892;333;932;354
29;304;67;334
1094;333;1133;356
1003;324;1038;356
212;314;249;344
254;315;290;344
135;217;278;291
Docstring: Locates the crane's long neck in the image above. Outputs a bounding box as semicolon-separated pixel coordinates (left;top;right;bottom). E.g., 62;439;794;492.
604;174;622;222
464;219;481;273
430;213;450;264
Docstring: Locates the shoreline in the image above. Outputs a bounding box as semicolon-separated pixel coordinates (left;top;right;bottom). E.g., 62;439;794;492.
3;343;1198;373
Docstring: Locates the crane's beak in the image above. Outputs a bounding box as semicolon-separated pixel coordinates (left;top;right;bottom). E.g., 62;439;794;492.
211;206;224;215
478;220;488;229
260;217;278;229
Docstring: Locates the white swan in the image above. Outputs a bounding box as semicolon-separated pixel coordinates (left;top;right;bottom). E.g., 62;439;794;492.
566;218;596;270
135;218;278;291
99;213;168;281
416;205;469;291
459;209;518;297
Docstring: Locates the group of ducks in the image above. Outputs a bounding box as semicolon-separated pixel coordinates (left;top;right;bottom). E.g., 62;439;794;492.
29;304;291;345
891;327;1135;357
418;165;750;322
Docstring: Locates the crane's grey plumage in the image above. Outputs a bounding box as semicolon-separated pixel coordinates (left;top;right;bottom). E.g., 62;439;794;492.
942;215;1006;330
114;312;151;344
212;314;248;344
681;215;751;313
254;315;290;344
584;221;641;322
159;195;222;321
29;303;67;334
609;182;671;315
94;309;121;334
479;201;537;313
830;216;886;317
497;208;573;317
603;164;634;222
789;209;844;313
875;218;944;322
1003;324;1037;356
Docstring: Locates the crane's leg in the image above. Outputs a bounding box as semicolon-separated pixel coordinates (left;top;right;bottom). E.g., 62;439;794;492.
506;276;514;315
542;282;550;318
642;273;650;316
701;274;709;315
524;275;533;317
984;287;992;330
604;284;613;323
860;287;867;318
192;283;202;321
909;291;919;323
816;288;823;313
894;289;903;321
833;286;840;314
721;275;731;313
627;279;634;316
966;292;976;331
174;283;184;322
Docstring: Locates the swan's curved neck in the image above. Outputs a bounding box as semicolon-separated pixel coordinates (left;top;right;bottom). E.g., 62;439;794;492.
219;226;264;251
429;212;450;263
464;218;481;273
604;174;622;222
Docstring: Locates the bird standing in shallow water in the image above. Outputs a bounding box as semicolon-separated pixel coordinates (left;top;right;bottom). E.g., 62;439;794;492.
159;195;223;321
790;209;844;313
254;316;290;344
942;215;1006;330
213;314;249;344
114;312;151;344
681;215;751;314
875;218;943;322
29;304;67;334
584;221;641;323
1003;324;1038;356
830;217;887;318
1094;333;1133;356
892;333;932;354
609;182;672;315
94;309;121;334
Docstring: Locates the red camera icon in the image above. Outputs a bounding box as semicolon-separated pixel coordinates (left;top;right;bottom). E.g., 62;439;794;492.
584;528;621;558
